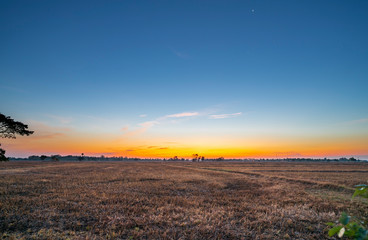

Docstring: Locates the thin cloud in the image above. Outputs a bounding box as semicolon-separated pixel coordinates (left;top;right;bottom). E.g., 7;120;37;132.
165;112;199;118
46;114;73;124
23;121;72;141
125;121;159;136
209;112;242;119
139;114;147;118
28;121;72;133
170;48;189;59
140;121;159;128
126;109;240;136
347;118;368;125
145;146;169;150
127;112;199;135
30;133;65;140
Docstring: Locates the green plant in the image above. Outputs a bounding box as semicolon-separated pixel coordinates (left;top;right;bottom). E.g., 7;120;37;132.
327;184;368;239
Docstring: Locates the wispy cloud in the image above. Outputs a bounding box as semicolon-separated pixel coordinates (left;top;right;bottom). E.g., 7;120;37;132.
30;133;65;140
28;121;72;133
25;121;71;141
125;109;241;136
125;111;199;136
347;118;368;125
144;146;169;150
46;114;73;124
125;121;159;136
139;114;147;118
165;112;199;118
209;112;242;119
140;121;159;128
170;48;189;59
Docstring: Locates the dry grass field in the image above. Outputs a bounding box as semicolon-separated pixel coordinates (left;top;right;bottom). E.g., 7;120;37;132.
0;161;367;239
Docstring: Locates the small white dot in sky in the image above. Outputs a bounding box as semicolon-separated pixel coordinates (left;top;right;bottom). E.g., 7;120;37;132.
251;9;255;13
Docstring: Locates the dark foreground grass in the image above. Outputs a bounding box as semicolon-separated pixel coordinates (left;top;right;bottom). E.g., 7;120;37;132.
0;161;367;239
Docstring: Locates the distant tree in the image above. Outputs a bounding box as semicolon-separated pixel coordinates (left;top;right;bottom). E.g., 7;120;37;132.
28;155;40;160
192;154;199;162
0;113;34;161
349;157;357;161
78;153;85;161
51;155;59;161
40;155;47;161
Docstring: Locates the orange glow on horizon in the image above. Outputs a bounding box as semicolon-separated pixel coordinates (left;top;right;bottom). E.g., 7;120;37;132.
3;138;367;159
2;124;367;159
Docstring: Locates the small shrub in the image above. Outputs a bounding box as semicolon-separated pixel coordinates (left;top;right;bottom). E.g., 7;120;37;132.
327;184;368;239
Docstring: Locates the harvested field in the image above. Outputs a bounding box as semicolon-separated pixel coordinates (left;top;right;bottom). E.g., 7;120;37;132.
0;161;367;239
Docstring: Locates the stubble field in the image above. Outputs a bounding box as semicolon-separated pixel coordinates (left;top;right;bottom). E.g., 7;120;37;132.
0;161;367;239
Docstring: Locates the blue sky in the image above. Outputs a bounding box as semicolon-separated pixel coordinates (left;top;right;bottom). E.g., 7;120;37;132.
1;1;368;158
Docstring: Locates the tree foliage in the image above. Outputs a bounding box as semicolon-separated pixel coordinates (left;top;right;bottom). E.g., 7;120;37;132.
0;113;34;139
0;113;34;161
0;144;8;161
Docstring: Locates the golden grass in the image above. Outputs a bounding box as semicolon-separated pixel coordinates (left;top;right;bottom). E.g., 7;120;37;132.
0;161;367;239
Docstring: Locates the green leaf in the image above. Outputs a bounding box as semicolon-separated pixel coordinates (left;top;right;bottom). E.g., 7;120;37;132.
357;228;368;239
329;226;343;237
326;222;335;227
353;189;364;198
353;185;368;199
339;212;350;225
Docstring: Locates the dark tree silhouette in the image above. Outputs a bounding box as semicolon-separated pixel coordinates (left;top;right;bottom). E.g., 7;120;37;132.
78;153;85;161
0;113;34;138
0;144;7;161
40;155;47;161
0;113;34;161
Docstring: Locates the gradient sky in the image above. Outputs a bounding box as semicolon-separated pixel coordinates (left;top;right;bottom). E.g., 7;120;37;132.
1;0;368;159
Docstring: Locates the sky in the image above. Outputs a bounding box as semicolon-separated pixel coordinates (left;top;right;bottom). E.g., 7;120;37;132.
1;0;368;159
